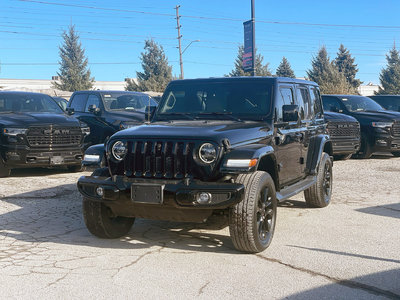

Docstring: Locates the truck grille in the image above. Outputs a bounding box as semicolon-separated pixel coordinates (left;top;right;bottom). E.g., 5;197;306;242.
327;122;360;138
393;122;400;137
123;140;196;179
27;126;82;147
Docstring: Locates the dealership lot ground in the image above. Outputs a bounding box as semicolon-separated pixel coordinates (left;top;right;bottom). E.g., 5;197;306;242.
0;155;399;299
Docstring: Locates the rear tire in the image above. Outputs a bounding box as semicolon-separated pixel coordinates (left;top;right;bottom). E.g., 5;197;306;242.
352;134;372;159
82;199;135;238
392;152;400;157
229;171;277;253
304;152;333;208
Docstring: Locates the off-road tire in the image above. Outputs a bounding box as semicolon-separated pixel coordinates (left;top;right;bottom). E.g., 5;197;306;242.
82;199;135;238
304;152;333;208
392;152;400;157
229;171;277;253
352;134;372;159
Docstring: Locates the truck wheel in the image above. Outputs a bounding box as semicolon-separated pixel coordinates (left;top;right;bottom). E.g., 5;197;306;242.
352;134;372;159
392;152;400;157
304;152;332;208
68;165;84;172
229;171;277;253
0;167;11;177
82;199;135;238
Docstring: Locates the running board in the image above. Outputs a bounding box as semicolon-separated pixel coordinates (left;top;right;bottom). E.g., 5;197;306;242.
276;176;317;202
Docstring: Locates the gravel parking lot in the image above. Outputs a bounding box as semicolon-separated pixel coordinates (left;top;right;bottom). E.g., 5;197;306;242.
0;155;399;299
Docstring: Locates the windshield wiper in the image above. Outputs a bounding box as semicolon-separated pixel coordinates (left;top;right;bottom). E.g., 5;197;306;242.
158;112;196;120
195;112;243;122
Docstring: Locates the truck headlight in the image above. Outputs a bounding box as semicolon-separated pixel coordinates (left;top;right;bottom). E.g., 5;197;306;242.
3;128;28;136
371;122;393;128
111;141;127;161
198;143;217;164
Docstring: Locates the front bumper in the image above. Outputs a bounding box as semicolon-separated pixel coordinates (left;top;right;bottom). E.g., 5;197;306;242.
330;136;360;155
77;175;244;221
2;145;83;168
372;133;400;152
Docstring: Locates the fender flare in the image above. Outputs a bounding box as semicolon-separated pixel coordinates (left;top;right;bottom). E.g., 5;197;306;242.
305;134;332;175
82;144;106;169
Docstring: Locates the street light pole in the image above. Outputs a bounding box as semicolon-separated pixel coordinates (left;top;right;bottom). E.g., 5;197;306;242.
251;0;256;76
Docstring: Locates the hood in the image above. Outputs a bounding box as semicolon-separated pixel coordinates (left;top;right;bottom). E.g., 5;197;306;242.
106;110;146;122
110;120;272;146
349;110;400;125
0;112;80;127
324;112;358;122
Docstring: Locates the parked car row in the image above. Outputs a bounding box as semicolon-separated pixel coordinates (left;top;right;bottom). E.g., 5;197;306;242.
0;90;157;177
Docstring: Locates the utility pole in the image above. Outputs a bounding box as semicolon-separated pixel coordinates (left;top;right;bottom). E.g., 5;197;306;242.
251;0;256;76
175;5;184;79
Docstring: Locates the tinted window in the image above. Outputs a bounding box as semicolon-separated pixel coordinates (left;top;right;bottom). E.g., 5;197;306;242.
103;92;157;112
322;96;342;113
339;96;383;112
157;81;273;120
295;87;311;120
85;94;101;112
310;87;323;118
0;93;63;113
276;86;294;122
70;94;87;112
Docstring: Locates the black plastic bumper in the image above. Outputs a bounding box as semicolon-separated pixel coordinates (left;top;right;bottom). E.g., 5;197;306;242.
77;175;245;210
330;136;360;155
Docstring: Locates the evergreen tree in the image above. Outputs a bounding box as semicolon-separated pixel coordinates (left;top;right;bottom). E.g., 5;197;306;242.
126;39;173;93
307;46;354;94
53;25;94;92
334;44;361;89
227;45;272;76
276;57;295;78
376;46;400;94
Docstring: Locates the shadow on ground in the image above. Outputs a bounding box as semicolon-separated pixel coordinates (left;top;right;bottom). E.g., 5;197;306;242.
0;184;237;254
356;203;400;219
10;167;78;178
285;268;400;299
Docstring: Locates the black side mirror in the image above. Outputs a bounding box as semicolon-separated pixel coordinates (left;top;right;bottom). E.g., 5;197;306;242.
282;105;299;122
88;104;101;115
66;107;75;115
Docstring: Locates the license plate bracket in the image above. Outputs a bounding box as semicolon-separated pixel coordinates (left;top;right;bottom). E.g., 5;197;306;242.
131;184;164;204
50;156;64;165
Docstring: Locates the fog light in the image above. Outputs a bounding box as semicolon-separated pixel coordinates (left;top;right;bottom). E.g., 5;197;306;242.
96;187;104;197
197;192;212;204
376;139;387;145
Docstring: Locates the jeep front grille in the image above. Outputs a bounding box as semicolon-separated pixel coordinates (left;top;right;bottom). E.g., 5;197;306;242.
123;140;196;179
327;122;360;137
27;126;82;147
393;122;400;137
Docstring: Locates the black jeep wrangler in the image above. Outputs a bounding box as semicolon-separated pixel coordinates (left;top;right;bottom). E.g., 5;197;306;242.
78;77;333;253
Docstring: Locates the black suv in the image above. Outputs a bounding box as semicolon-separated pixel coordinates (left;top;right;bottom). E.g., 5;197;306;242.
369;95;400;112
0;91;89;177
324;112;360;159
78;77;333;253
67;90;157;148
322;95;400;158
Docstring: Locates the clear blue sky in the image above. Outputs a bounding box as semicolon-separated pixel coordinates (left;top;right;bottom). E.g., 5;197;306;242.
1;0;399;84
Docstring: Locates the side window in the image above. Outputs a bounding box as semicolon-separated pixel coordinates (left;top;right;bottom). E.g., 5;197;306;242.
85;94;101;112
322;97;342;113
69;94;87;112
276;87;294;122
295;87;310;120
310;87;323;118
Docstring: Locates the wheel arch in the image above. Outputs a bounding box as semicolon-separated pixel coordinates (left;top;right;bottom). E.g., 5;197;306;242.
305;134;332;175
257;154;280;192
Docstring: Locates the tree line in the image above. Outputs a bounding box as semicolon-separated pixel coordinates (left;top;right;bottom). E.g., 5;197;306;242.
53;25;400;95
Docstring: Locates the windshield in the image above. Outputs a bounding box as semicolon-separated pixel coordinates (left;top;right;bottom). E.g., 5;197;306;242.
103;92;157;112
156;81;273;121
339;96;384;112
0;93;64;113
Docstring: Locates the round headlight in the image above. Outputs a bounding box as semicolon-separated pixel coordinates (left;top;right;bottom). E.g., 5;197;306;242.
199;143;217;164
111;141;127;161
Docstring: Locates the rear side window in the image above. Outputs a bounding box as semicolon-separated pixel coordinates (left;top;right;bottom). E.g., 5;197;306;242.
275;86;294;122
295;87;312;120
310;87;323;118
69;94;87;112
